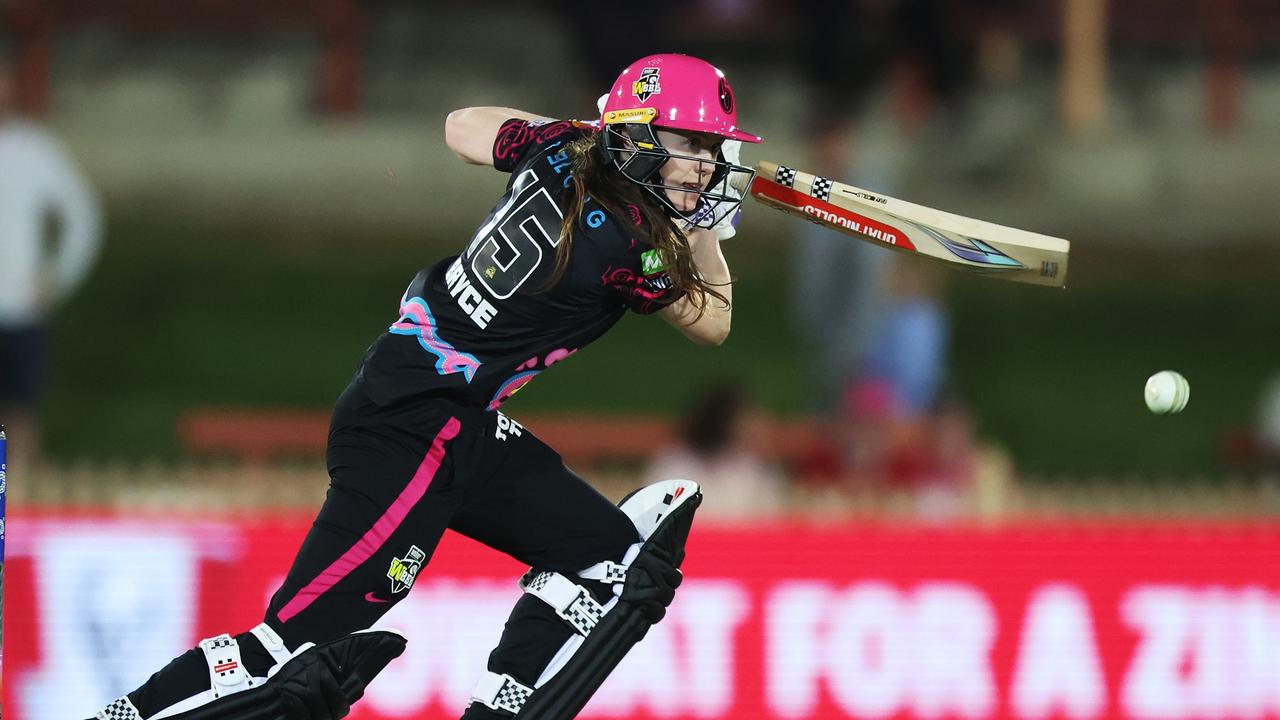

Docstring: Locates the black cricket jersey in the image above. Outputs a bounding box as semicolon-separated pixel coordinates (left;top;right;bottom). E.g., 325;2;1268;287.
356;119;683;410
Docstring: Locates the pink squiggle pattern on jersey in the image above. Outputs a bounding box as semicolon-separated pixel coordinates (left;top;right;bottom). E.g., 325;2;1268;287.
487;347;579;410
544;347;577;366
601;267;669;300
601;266;679;314
488;370;540;411
390;296;481;384
493;119;576;169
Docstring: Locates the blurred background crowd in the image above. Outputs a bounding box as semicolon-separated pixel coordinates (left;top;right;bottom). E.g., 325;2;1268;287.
3;0;1280;521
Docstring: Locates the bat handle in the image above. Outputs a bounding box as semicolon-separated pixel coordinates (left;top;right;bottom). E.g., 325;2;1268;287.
753;161;779;181
734;161;780;195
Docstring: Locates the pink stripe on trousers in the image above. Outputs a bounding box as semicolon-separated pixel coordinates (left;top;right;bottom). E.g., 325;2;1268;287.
276;416;462;623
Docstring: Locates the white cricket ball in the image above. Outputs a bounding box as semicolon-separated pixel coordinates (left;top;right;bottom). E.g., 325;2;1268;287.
1145;370;1190;414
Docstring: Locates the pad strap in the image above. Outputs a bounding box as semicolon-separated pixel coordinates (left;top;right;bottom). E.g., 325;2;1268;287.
576;560;629;584
97;696;143;720
250;622;294;667
199;633;255;696
471;671;535;715
520;571;607;636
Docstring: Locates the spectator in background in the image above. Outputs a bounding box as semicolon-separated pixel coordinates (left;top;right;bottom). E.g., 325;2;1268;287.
645;382;787;519
795;380;975;520
858;262;949;418
790;0;1021;415
0;58;103;471
790;0;974;414
786;2;1015;516
794;262;976;518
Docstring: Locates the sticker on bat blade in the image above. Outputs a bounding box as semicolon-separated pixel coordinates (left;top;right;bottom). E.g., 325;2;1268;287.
750;176;918;251
804;204;907;247
836;188;888;205
914;224;1024;268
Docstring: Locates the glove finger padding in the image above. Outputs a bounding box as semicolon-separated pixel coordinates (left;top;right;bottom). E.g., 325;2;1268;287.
623;548;684;622
274;646;348;720
329;630;407;704
274;630;405;720
314;655;351;720
159;630;406;720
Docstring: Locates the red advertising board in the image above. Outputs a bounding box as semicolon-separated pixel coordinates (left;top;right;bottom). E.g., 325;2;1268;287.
6;511;1280;719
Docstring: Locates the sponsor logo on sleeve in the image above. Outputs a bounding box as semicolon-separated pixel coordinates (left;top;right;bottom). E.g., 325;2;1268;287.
641;249;668;275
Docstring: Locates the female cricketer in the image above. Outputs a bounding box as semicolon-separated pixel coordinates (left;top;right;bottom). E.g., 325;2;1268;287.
90;53;761;720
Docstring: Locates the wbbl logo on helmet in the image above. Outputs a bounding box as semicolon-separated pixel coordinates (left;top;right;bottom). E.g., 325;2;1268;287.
632;67;661;102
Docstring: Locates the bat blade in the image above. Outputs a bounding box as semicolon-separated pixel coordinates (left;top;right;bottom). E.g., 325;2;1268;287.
748;161;1069;287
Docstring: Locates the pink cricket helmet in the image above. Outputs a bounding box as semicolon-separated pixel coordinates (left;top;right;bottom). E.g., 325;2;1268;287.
600;53;762;144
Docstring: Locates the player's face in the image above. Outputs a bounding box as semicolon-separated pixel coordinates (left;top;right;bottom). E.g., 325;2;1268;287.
655;129;721;213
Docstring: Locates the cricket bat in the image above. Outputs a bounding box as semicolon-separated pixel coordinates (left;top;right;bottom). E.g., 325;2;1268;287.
745;161;1069;287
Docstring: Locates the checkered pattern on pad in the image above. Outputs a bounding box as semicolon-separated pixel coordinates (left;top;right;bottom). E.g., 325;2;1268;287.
521;570;607;636
97;697;143;720
811;176;833;202
775;166;797;187
493;675;534;714
600;562;628;583
521;569;551;592
563;587;607;635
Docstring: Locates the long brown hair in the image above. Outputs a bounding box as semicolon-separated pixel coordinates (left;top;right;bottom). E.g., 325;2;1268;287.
547;132;729;317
